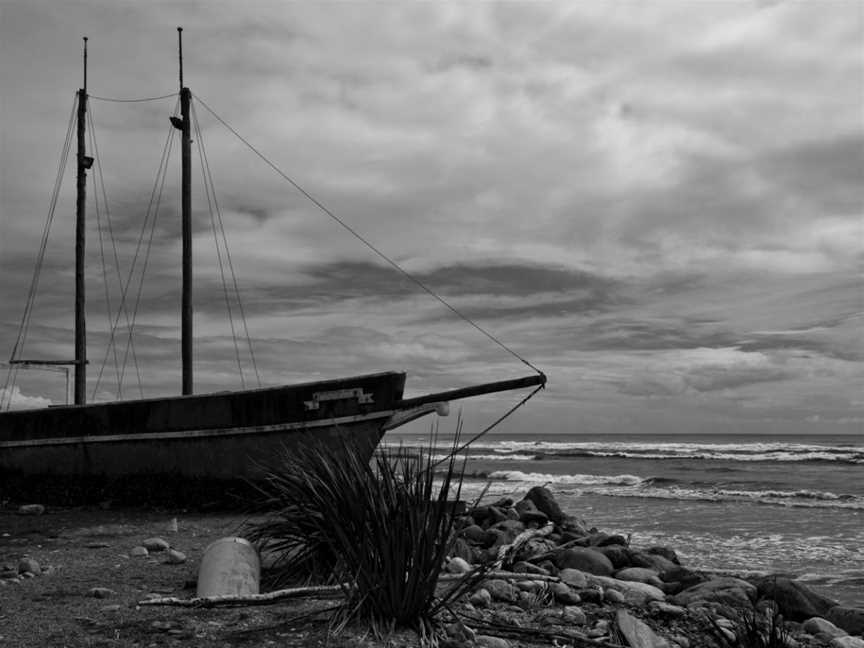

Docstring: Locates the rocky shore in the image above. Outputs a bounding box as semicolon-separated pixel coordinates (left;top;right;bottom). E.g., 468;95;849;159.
439;486;864;648
2;489;863;648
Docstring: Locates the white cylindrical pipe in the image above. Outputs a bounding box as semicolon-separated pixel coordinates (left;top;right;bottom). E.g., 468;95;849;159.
196;537;261;598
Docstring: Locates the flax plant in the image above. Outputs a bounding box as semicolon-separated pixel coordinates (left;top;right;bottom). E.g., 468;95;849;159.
245;421;487;638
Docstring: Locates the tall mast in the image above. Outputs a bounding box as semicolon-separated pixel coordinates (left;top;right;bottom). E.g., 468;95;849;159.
74;37;90;405
177;27;193;395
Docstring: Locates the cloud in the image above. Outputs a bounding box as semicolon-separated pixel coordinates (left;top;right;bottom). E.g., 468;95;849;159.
0;385;53;410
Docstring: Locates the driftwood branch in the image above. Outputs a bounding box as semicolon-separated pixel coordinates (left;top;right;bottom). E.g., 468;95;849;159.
138;584;344;607
462;614;627;648
439;570;560;583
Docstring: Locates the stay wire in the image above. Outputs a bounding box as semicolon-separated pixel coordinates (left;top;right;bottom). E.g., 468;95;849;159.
87;106;145;397
2;93;77;410
91;100;178;398
191;104;246;388
192;93;544;377
430;383;544;469
89;93;176;103
191;101;261;387
88;124;123;396
119;117;175;388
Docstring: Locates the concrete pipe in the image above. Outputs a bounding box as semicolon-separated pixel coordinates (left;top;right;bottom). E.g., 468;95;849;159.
196;536;261;598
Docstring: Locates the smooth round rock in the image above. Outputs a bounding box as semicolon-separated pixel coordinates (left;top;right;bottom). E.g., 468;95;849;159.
18;558;40;575
130;546;149;557
165;549;186;564
446;557;472;574
142;537;170;552
469;588;492;608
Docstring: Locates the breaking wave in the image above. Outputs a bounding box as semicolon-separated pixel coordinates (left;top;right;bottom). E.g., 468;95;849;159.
463;440;864;465
465;470;864;510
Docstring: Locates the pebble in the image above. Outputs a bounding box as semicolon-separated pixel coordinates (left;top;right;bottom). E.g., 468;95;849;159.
142;537;170;552
17;504;45;516
562;605;587;625
18;558;40;575
130;546;149;557
165;549;186;564
550;582;581;605
89;587;116;598
446;557;472;574
469;588;492;608
101;604;122;613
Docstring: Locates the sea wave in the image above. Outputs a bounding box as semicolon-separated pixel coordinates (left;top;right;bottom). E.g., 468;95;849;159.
466;470;864;510
461;440;864;465
485;470;644;486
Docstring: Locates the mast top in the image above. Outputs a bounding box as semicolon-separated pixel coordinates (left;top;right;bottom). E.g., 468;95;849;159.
82;36;88;92
177;27;184;89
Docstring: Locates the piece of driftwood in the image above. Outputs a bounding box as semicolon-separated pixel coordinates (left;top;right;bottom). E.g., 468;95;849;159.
138;584;344;607
439;570;560;583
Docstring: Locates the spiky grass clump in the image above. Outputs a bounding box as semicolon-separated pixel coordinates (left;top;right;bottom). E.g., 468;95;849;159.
245;428;484;636
706;602;791;648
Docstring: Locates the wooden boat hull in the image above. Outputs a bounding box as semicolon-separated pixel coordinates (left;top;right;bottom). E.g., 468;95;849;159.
0;371;411;505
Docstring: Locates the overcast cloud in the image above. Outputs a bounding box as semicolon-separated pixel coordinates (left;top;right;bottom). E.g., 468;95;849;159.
0;1;861;435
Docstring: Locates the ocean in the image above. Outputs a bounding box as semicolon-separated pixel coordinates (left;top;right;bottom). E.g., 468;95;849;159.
386;432;864;607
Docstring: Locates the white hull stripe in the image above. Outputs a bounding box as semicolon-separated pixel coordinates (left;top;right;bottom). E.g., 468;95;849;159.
0;410;395;449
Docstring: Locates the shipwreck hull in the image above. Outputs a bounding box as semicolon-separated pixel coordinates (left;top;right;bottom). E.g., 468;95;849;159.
0;371;408;506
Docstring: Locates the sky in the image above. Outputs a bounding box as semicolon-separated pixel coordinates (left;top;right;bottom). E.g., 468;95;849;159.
0;1;861;436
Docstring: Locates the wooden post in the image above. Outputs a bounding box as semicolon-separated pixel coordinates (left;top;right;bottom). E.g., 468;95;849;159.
74;39;88;405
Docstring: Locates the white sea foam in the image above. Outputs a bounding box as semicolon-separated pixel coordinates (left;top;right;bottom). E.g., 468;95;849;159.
461;440;864;464
486;470;645;486
464;470;864;510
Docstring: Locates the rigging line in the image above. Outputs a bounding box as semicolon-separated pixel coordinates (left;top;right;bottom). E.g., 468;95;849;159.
192;105;246;388
191;101;261;387
92;107;178;397
88;128;123;397
430;382;544;470
2;93;78;411
87;106;144;398
192;93;544;377
89;93;176;103
118;122;175;389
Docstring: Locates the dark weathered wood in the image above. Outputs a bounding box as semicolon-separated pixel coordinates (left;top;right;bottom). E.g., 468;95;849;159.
396;373;545;409
180;85;192;395
75;84;88;406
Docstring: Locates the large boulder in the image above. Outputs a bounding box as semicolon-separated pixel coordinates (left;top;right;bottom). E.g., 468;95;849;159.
484;579;519;604
615;567;664;589
645;546;681;565
555;548;614;576
802;617;847;639
589;574;666;605
755;576;837;622
628;550;678;573
524;486;565;525
671;577;756;607
460;524;488;545
558;568;588;589
826;607;864;636
514;499;549;526
596;545;632;569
